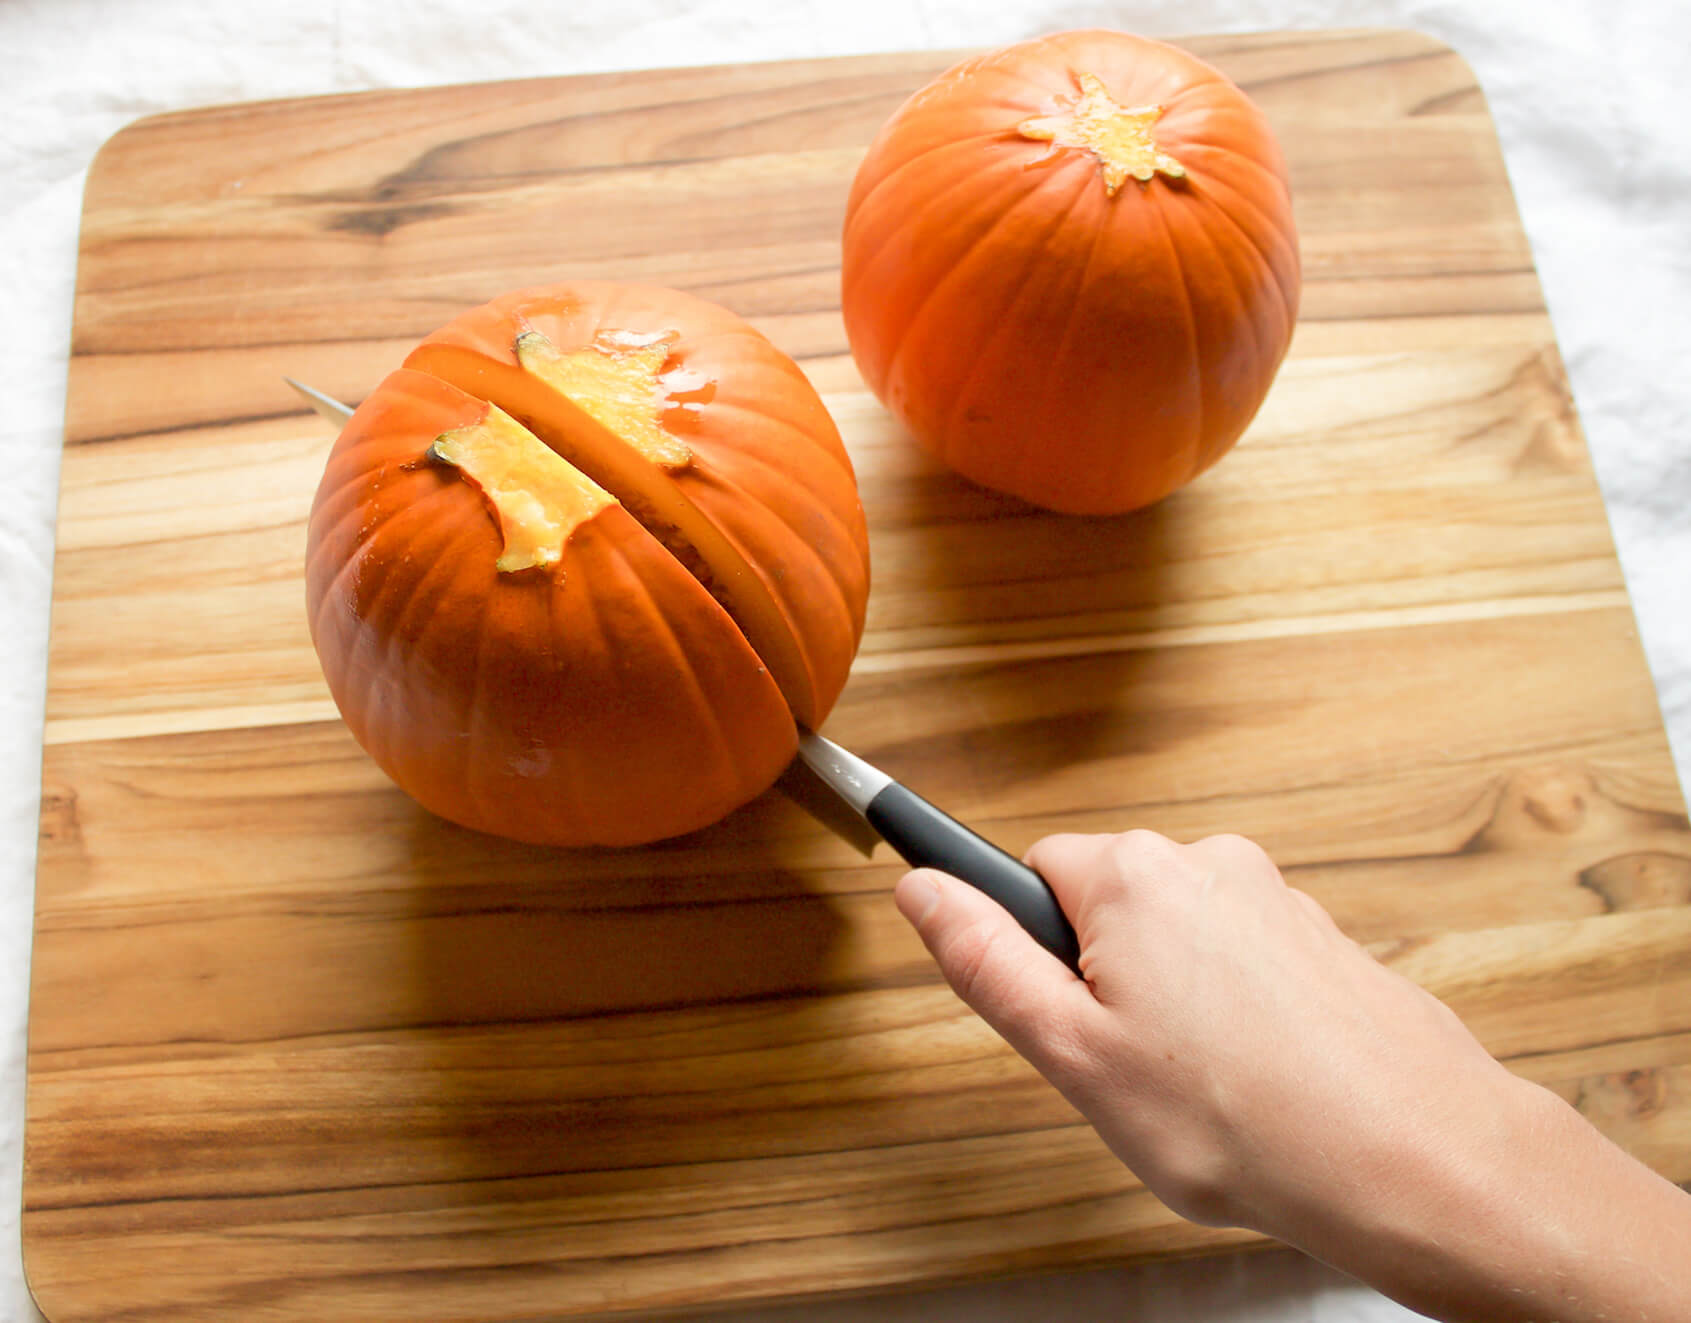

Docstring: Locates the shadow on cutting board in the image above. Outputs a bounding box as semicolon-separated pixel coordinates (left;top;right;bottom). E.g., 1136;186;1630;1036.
847;455;1198;799
368;467;1207;1270
397;798;860;1028
388;781;924;1195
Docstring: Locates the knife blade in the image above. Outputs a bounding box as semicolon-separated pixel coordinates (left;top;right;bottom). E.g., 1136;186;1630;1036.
287;376;1083;975
285;376;355;427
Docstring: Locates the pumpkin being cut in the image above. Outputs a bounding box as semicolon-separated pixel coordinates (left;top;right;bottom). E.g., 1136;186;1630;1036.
305;283;870;847
841;29;1301;515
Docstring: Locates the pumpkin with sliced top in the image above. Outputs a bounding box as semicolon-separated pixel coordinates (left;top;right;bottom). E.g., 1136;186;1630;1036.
305;284;870;847
840;28;1301;515
406;281;867;731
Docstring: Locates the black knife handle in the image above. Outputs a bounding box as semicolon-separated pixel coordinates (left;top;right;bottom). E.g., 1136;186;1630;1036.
865;782;1082;976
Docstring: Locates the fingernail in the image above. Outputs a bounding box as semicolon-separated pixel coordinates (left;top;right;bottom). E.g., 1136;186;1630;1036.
894;872;943;926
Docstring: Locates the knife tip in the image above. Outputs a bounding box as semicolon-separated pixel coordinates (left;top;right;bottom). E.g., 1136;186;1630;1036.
284;376;357;427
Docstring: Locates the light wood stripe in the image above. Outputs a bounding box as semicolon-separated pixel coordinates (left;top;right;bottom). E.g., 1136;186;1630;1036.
40;589;1629;746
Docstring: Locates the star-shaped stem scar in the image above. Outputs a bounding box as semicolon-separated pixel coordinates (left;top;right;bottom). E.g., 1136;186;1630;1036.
1018;72;1188;196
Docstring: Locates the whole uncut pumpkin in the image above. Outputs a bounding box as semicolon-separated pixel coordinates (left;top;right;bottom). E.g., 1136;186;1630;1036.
841;29;1301;514
305;282;870;847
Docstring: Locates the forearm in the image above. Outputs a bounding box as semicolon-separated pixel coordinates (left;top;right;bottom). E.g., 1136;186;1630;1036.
896;840;1691;1322
1280;1071;1691;1322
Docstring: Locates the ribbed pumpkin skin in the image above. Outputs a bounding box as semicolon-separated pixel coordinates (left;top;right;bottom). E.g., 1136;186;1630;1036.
841;29;1301;515
305;368;800;847
408;282;871;730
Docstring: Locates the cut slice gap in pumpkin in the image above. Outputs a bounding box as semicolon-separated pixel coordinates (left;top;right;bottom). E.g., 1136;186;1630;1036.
408;334;820;726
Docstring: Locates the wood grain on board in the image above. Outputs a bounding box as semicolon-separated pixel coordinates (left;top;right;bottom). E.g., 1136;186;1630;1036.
26;28;1691;1323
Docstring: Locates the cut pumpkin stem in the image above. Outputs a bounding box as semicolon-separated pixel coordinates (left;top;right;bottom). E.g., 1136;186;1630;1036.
514;330;694;470
427;404;614;573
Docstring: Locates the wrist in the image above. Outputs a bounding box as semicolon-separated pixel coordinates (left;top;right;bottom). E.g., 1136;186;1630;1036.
1276;1067;1691;1322
1265;1064;1568;1318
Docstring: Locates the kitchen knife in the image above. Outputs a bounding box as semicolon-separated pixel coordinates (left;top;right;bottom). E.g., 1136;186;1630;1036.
287;376;1083;975
796;731;1081;974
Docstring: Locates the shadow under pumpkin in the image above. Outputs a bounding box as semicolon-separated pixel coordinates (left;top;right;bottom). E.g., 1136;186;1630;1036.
386;458;1204;1208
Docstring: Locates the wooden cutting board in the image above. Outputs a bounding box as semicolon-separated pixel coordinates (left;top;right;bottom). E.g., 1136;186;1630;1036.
25;28;1691;1323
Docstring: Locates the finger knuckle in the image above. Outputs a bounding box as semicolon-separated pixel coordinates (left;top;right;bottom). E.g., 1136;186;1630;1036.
1199;832;1269;865
1290;886;1338;925
1102;830;1200;908
1107;828;1182;878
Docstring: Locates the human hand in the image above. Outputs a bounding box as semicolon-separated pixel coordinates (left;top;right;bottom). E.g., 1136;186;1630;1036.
895;829;1691;1322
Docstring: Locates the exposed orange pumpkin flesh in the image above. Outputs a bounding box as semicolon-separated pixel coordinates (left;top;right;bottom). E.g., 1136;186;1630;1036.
515;329;694;470
407;336;820;724
427;404;615;573
1018;72;1186;195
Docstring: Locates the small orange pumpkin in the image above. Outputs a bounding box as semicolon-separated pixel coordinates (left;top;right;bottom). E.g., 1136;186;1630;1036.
841;29;1301;514
305;282;870;846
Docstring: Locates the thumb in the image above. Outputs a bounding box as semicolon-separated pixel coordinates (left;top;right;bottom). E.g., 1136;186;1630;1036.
895;868;1098;1074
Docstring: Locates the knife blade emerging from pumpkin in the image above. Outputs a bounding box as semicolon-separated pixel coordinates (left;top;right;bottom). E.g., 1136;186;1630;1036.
287;363;1081;977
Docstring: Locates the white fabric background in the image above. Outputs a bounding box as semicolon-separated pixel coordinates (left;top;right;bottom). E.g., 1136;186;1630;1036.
1;2;1685;1319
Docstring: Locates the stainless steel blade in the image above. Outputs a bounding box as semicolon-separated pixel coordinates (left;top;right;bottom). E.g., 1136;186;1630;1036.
795;730;892;817
285;377;355;427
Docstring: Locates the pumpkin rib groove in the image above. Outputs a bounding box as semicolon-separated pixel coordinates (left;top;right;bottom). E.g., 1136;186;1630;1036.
600;450;818;727
1033;176;1118;487
663;327;855;474
364;488;488;691
688;397;865;556
359;515;490;788
702;371;859;486
1199;190;1298;351
307;463;435;611
498;544;570;839
1160;71;1242;129
307;472;462;662
305;458;381;551
843;145;1030;300
550;544;616;836
930;165;1100;471
1190;183;1273;369
536;546;565;795
676;454;860;673
880;162;1089;425
455;553;508;837
345;636;396;781
362;481;480;646
682;478;863;658
1166;192;1268;475
842;144;1041;319
683;431;854;546
617;543;744;793
1182;165;1299;331
843;121;1026;224
1143;184;1209;490
1190;160;1299;312
742;402;854;487
1185;135;1291;199
1187;195;1289;337
993;185;1118;504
